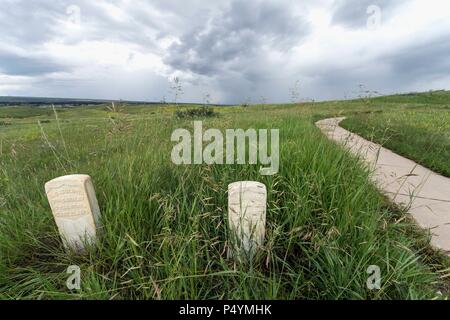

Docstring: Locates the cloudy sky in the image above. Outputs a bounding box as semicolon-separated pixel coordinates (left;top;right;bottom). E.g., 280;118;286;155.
0;0;449;104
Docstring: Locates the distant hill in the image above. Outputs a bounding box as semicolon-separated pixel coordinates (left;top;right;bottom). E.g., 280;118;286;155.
372;90;450;104
0;96;230;107
1;90;448;107
0;96;152;106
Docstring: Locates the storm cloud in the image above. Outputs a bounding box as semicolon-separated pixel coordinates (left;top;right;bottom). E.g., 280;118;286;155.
0;0;449;103
165;0;309;76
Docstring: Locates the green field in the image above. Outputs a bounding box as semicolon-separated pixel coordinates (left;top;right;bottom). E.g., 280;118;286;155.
341;99;450;177
0;92;449;299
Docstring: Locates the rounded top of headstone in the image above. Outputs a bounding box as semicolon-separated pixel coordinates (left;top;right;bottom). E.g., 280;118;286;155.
45;174;92;192
228;181;266;192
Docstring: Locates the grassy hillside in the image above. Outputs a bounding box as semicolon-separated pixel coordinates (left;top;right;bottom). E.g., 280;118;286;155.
342;91;450;177
372;90;450;105
0;94;449;299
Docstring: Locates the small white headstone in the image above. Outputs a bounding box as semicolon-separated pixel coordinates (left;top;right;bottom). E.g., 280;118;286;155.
228;181;267;261
45;174;102;252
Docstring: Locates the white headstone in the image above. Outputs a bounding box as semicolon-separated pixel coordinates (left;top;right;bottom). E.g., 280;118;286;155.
228;181;267;261
45;174;102;252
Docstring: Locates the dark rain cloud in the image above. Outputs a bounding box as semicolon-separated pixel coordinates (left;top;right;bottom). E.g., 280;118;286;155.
0;1;72;46
0;52;69;76
164;0;310;77
382;35;450;80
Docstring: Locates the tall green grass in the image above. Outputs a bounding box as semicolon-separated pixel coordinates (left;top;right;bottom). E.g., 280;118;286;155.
0;100;448;299
341;109;450;177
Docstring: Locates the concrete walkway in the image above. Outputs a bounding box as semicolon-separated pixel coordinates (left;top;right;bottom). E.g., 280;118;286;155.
316;117;450;254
